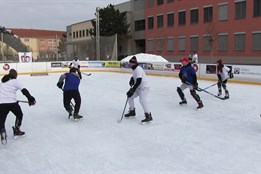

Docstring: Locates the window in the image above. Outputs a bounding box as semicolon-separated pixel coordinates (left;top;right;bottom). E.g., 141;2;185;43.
167;38;174;51
235;1;246;19
82;30;85;37
157;0;164;5
135;19;145;31
76;31;78;38
147;39;154;52
234;33;245;50
218;3;228;20
148;0;154;8
79;30;82;37
167;13;174;27
190;8;199;24
218;34;228;51
252;32;261;50
204;6;213;22
73;32;75;38
178;11;186;25
148;16;154;29
86;29;89;37
24;38;29;42
157;15;164;28
203;35;212;51
254;0;261;17
157;38;164;51
167;0;174;3
178;36;186;51
190;36;198;51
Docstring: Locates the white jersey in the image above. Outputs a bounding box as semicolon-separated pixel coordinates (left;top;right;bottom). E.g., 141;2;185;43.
218;65;230;81
0;79;24;104
192;54;198;63
132;66;149;89
71;60;80;68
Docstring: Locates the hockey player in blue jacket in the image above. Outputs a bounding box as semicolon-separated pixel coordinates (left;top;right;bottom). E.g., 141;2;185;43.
57;67;83;120
177;57;203;110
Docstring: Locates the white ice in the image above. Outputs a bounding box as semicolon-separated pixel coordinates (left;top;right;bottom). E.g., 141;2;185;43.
1;72;261;174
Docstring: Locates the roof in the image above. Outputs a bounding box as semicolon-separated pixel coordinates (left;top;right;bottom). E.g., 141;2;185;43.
9;28;66;38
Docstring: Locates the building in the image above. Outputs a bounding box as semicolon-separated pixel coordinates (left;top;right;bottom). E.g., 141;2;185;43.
9;29;65;61
145;0;261;64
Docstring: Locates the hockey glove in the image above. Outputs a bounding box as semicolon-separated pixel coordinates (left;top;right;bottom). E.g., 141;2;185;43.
192;82;198;90
127;88;135;98
57;82;63;89
229;72;234;79
28;96;36;106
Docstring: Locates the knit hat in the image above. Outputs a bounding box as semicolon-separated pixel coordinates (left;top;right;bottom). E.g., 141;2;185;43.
217;59;222;64
129;56;138;64
180;57;189;63
69;67;77;73
9;69;17;78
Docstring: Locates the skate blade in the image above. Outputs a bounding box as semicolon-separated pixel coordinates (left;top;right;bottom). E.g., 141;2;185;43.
141;121;153;125
14;135;25;140
69;117;83;122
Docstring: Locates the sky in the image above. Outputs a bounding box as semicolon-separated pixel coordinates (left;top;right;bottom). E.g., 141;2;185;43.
0;0;129;31
1;72;261;173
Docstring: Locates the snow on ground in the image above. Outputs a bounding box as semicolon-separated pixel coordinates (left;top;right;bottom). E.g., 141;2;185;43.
1;72;261;174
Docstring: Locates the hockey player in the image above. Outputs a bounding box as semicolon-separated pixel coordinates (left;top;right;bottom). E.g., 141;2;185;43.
69;56;82;79
177;57;203;110
124;56;153;123
57;67;83;120
188;51;198;64
0;69;36;143
216;59;232;99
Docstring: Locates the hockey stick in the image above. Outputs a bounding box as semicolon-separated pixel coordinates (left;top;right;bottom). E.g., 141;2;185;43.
17;100;29;103
82;72;92;76
197;77;230;92
117;98;129;123
197;87;228;100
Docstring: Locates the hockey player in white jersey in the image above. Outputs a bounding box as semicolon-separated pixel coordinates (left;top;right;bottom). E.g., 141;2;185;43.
124;56;153;123
69;56;82;79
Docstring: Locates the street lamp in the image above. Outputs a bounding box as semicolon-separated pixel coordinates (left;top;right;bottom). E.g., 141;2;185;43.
0;26;5;61
96;7;100;60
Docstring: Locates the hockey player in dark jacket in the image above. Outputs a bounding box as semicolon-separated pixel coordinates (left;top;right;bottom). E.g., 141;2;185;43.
57;67;83;120
177;57;203;109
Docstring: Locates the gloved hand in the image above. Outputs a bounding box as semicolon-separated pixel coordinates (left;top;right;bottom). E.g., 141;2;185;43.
229;72;234;79
57;82;63;89
181;77;187;84
129;77;134;87
28;96;36;106
192;82;198;90
126;88;135;98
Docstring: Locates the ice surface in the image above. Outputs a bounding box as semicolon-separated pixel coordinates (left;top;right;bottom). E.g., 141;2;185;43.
1;72;261;174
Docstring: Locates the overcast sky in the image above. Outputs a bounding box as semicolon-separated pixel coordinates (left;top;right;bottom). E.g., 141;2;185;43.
0;0;128;31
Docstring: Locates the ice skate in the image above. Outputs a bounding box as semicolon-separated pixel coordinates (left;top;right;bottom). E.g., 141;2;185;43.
72;113;83;121
197;101;204;110
12;126;25;139
179;100;187;105
124;109;136;118
67;106;73;119
224;90;229;99
141;113;153;124
0;129;7;145
217;91;222;96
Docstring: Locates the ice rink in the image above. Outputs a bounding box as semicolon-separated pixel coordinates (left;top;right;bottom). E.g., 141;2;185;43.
1;72;261;174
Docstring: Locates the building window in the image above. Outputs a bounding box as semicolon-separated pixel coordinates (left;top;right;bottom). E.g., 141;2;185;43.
190;8;199;24
147;39;154;52
254;0;261;17
167;0;174;3
167;13;174;27
157;38;164;51
79;30;82;37
252;32;261;50
178;37;186;51
148;0;154;8
82;30;85;37
157;15;164;28
86;29;89;37
203;35;212;51
148;16;154;29
135;19;146;31
157;0;164;5
76;31;79;38
178;11;186;25
24;38;29;42
218;34;228;51
190;36;198;51
73;32;75;38
234;33;245;50
167;38;174;51
235;1;246;19
218;3;228;20
204;6;213;22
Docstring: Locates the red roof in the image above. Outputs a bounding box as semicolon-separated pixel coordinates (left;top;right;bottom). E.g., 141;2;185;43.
9;28;65;38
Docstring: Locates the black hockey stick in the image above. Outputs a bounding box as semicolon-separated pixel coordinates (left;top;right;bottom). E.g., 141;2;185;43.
197;87;228;100
17;100;29;103
197;77;230;92
117;98;129;123
82;72;92;76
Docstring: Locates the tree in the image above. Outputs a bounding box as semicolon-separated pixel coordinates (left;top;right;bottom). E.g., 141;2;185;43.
57;34;67;58
90;4;131;57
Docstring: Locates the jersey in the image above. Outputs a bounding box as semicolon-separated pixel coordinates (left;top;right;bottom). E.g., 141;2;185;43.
59;73;80;91
0;79;24;104
71;60;80;69
132;66;149;89
179;64;197;84
217;65;230;81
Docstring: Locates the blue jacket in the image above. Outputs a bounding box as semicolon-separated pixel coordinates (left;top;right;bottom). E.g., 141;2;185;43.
60;73;80;91
179;63;197;84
